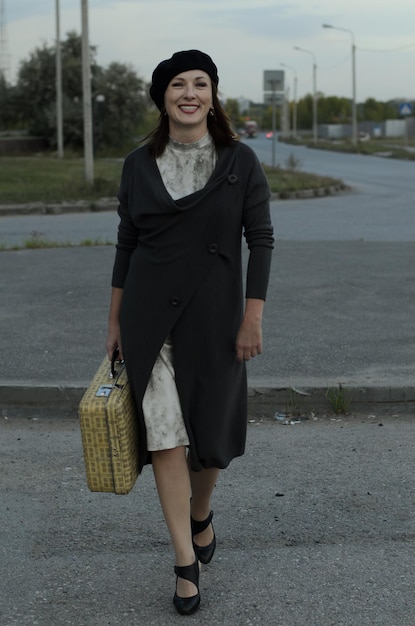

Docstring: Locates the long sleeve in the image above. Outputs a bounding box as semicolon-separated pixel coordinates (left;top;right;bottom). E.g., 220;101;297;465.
111;153;140;288
243;153;274;300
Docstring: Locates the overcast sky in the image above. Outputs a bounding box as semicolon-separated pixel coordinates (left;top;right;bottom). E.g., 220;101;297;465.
4;0;415;105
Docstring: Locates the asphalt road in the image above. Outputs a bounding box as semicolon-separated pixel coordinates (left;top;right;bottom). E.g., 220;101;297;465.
1;138;414;395
253;135;415;196
1;413;414;626
1;141;415;626
1;134;415;247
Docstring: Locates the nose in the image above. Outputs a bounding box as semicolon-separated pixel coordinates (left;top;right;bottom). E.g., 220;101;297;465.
183;83;196;99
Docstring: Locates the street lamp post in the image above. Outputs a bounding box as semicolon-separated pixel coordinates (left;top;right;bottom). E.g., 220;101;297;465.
281;63;298;139
294;46;317;142
323;24;357;146
81;0;94;186
55;0;63;158
269;82;278;168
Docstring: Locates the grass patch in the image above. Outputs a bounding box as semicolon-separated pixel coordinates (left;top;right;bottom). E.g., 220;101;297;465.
0;230;114;251
326;383;352;414
0;154;342;205
0;156;123;204
282;136;415;160
263;164;343;194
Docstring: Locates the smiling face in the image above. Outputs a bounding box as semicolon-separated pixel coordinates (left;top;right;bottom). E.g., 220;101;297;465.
164;69;213;142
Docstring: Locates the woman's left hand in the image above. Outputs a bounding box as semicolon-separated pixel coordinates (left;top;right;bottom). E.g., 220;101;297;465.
235;298;265;362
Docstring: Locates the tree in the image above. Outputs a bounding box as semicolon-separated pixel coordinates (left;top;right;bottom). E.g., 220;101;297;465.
12;31;147;150
0;76;16;130
93;62;146;150
296;94;314;129
317;96;351;124
362;97;397;122
224;98;241;129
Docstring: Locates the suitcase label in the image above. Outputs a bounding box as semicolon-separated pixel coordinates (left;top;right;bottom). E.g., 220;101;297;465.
96;385;114;397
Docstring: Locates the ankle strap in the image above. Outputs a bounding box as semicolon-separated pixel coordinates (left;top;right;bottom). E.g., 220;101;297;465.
174;560;199;586
191;510;213;535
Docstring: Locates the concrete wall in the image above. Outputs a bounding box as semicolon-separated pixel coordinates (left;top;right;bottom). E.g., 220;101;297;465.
0;137;48;155
318;119;414;139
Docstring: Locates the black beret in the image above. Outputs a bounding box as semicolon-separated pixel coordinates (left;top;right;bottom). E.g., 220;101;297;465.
149;50;219;110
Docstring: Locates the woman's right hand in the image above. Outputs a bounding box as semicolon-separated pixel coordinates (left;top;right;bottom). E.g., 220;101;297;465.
106;324;123;361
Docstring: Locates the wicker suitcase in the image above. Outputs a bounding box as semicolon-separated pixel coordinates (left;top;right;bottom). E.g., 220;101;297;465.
79;354;139;494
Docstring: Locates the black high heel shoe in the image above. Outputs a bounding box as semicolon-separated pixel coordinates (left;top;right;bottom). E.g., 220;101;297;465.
173;559;200;616
191;510;216;565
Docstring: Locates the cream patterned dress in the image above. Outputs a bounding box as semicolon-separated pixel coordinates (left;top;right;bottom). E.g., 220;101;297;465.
142;133;217;451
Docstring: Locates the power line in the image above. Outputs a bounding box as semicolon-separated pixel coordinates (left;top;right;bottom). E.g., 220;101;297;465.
319;41;415;73
321;54;351;72
358;42;415;53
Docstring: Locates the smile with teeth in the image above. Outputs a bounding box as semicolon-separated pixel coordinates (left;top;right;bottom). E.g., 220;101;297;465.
179;105;200;113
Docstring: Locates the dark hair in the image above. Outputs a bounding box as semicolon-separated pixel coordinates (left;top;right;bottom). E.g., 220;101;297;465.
143;84;238;158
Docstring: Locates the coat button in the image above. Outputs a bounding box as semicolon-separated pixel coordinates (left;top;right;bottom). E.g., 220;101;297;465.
207;243;218;254
228;174;238;184
170;295;181;306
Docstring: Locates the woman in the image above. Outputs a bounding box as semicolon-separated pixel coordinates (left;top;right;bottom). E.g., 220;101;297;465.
106;50;274;616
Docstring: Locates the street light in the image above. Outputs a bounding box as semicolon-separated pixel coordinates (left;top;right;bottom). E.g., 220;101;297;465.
55;0;63;158
280;63;298;139
81;0;94;186
323;23;357;146
294;46;317;142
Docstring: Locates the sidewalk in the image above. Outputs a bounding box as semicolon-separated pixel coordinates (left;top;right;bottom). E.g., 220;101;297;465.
1;210;414;625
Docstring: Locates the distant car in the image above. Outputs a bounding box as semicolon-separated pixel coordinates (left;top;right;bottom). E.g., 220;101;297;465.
245;121;258;138
359;131;370;142
266;131;273;139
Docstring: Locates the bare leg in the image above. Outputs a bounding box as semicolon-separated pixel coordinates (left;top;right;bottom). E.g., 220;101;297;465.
152;446;197;598
189;463;220;547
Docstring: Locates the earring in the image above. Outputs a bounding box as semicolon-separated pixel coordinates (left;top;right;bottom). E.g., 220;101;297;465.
209;107;215;118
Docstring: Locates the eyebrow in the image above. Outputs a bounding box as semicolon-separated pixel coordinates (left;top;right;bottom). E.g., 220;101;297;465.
172;75;209;81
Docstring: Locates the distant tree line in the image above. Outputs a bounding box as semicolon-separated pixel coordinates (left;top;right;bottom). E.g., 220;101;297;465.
0;32;406;151
228;95;401;133
0;31;154;152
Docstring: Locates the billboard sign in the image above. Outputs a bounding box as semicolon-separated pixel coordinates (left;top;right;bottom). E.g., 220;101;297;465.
263;92;285;106
263;70;284;93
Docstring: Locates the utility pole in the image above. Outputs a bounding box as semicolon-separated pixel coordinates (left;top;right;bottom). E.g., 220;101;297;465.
351;38;357;146
55;0;64;158
264;70;284;168
0;0;11;81
323;24;358;146
294;46;317;143
281;63;298;139
292;73;298;139
81;0;94;185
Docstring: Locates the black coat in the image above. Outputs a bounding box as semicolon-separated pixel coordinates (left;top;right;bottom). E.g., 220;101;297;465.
112;140;274;472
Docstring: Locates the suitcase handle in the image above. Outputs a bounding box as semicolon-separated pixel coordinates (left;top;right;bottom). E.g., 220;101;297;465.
110;349;124;380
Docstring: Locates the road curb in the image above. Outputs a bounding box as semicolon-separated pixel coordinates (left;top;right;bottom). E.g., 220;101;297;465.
1;383;414;419
0;186;349;218
270;184;348;201
0;198;118;217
